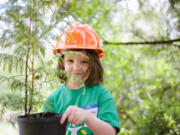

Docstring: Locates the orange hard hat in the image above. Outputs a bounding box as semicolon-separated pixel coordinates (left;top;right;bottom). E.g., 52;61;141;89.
53;22;105;58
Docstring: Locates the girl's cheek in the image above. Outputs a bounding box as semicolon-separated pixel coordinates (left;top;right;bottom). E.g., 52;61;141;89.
85;66;90;72
64;66;70;72
66;68;71;72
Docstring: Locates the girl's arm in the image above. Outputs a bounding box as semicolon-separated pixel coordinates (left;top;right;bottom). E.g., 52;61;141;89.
85;111;116;135
60;106;116;135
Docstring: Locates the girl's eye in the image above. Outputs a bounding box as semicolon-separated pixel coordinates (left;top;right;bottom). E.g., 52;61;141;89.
67;59;73;63
81;60;88;64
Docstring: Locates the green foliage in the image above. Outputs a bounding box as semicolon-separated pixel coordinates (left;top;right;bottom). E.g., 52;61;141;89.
100;1;180;134
0;0;180;134
0;0;63;115
0;93;23;112
0;53;24;73
135;104;180;135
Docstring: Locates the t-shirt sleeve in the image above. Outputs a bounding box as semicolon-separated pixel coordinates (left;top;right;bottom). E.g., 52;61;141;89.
43;94;56;112
97;88;120;134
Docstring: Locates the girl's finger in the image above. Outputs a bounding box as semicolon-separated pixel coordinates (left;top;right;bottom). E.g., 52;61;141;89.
60;106;72;124
73;119;82;125
72;111;79;124
68;108;77;123
72;109;83;125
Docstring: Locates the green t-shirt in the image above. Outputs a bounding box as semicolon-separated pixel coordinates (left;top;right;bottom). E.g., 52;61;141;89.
43;84;120;135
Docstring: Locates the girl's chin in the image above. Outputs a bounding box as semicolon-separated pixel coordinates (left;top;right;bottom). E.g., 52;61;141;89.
70;76;84;82
72;74;85;79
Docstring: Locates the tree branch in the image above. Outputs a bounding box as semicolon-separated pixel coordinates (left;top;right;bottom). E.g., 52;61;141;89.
103;38;180;46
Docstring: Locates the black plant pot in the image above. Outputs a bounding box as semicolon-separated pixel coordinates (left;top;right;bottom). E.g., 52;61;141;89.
17;112;67;135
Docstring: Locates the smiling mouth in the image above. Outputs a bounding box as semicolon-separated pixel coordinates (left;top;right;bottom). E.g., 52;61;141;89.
73;73;83;75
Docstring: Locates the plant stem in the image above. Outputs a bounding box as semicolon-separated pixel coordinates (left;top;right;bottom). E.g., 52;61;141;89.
28;36;35;115
25;8;33;116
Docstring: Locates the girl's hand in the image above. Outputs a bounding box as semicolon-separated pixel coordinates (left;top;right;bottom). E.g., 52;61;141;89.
60;105;91;125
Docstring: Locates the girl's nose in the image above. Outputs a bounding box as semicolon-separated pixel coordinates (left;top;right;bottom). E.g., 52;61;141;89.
73;63;81;71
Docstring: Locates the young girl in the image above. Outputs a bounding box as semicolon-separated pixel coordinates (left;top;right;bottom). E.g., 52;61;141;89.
43;22;120;135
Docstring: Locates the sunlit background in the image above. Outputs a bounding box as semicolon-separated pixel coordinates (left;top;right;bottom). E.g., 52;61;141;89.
0;0;179;134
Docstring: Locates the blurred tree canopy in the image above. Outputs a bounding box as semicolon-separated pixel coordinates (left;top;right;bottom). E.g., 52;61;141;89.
0;0;180;135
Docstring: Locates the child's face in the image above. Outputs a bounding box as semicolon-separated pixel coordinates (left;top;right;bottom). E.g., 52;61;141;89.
64;51;90;84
